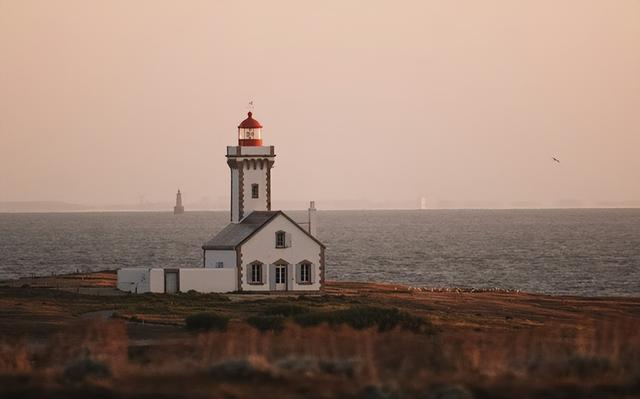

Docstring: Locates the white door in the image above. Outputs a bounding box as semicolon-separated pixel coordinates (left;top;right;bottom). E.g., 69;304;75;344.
275;265;287;291
165;272;178;293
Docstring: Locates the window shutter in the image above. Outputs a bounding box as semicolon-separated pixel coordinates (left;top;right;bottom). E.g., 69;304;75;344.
269;264;276;290
311;264;316;284
261;263;267;284
285;232;292;248
295;263;301;284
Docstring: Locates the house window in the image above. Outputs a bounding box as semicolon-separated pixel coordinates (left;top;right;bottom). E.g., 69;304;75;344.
300;262;311;283
215;261;224;269
275;231;286;248
251;184;259;199
250;262;263;284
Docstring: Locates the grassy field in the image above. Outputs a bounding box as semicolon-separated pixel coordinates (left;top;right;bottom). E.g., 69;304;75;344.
1;271;639;398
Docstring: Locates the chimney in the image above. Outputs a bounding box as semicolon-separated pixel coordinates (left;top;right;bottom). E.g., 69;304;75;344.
308;201;317;237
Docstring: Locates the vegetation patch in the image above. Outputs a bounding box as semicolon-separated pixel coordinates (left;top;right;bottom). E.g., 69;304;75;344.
246;315;285;333
294;305;435;334
185;312;230;332
62;358;111;383
208;357;275;380
275;356;359;377
262;303;311;317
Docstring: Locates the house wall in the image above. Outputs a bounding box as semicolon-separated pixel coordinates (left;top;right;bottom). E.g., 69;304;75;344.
204;250;237;268
240;213;322;292
179;268;237;293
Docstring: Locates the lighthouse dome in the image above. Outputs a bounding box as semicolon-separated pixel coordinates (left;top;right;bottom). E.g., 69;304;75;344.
237;112;263;146
238;112;263;129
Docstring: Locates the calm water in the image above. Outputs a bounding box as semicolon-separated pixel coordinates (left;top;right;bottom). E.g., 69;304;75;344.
0;209;639;296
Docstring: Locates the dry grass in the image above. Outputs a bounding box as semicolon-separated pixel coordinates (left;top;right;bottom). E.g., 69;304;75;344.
1;271;640;398
0;316;638;398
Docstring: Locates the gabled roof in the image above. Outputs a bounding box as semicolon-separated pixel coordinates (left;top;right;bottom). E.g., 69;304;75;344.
202;211;278;250
202;210;325;250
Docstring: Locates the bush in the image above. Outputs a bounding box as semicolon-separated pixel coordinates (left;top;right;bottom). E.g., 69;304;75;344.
294;305;435;334
421;385;474;399
208;357;275;380
567;356;613;378
275;356;359;377
246;315;285;333
185;312;230;331
62;358;111;383
358;385;394;399
263;303;311;317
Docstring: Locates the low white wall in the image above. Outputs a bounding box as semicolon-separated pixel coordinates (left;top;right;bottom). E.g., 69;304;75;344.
118;268;165;293
179;268;237;293
149;268;165;293
117;268;150;293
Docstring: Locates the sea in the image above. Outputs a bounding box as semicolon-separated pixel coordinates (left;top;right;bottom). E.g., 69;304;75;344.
0;209;639;297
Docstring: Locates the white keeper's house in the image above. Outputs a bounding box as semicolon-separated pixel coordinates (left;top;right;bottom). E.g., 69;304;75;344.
117;112;325;294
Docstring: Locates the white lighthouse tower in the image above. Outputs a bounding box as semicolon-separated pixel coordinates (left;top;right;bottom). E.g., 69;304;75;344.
227;112;275;223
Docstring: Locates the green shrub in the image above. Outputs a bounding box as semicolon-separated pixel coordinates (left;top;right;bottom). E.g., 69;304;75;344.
567;356;613;378
185;312;230;331
293;305;435;334
62;358;111;383
263;303;311;317
246;315;285;333
275;356;359;377
208;358;275;380
293;311;327;327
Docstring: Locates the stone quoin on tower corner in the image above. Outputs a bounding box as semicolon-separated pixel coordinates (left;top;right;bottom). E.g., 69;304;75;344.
116;111;325;294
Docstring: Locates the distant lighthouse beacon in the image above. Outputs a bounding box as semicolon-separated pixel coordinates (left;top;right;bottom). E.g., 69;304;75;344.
227;112;275;223
174;190;185;215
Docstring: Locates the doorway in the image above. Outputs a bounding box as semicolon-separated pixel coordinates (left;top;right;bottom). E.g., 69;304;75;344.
165;270;179;293
275;264;287;291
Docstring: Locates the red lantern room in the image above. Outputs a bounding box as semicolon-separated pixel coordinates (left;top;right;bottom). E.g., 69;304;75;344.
238;112;263;146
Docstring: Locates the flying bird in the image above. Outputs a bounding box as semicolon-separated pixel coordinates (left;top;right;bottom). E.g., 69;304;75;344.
552;157;560;163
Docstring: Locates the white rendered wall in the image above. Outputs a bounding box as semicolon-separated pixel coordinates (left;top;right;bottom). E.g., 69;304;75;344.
149;268;165;293
204;250;237;268
179;268;237;293
117;268;165;293
240;214;322;292
242;165;269;217
117;268;150;293
231;168;239;222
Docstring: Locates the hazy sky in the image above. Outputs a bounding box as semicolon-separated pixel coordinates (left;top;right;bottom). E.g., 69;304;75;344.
1;0;639;209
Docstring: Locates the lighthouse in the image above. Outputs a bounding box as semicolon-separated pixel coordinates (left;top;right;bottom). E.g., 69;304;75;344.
201;110;325;292
118;111;325;294
227;112;275;223
174;190;184;214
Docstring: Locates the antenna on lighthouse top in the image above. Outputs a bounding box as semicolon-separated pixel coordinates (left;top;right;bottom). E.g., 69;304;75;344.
246;100;254;111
